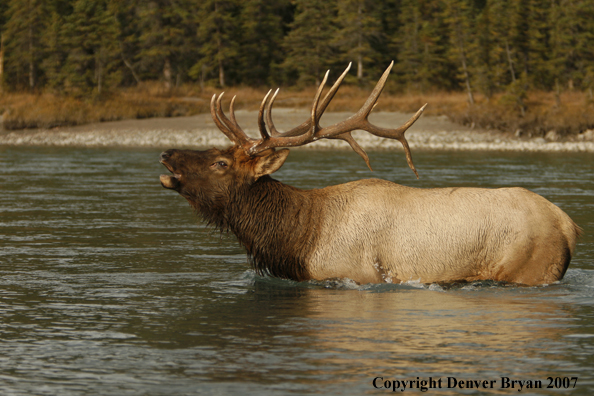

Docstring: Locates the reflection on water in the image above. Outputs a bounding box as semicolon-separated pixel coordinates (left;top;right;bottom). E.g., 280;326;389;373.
0;146;593;395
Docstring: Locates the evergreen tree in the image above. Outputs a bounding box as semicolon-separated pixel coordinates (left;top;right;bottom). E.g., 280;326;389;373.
110;0;142;86
473;0;497;98
0;0;592;97
526;0;553;89
374;0;401;75
0;2;7;36
333;0;380;82
489;0;517;87
509;0;531;79
237;0;288;86
571;1;594;97
443;0;476;103
282;0;338;86
136;0;198;90
40;8;67;91
194;0;239;88
551;0;594;94
392;0;421;90
3;0;47;90
548;0;573;101
394;0;453;92
61;0;121;95
0;1;7;92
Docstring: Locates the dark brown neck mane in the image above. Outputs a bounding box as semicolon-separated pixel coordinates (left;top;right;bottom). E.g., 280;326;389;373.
194;176;315;281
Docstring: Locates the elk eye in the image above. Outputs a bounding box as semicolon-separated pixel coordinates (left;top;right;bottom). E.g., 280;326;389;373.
212;161;228;169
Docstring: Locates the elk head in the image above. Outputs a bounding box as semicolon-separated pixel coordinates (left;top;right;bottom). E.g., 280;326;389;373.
160;62;427;213
160;146;289;214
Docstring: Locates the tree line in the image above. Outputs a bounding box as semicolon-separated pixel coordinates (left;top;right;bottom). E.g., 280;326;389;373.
0;0;593;99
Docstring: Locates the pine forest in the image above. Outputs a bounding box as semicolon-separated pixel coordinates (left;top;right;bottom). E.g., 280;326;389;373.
1;0;593;134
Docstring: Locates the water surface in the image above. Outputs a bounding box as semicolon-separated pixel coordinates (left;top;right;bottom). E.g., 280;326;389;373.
1;146;593;395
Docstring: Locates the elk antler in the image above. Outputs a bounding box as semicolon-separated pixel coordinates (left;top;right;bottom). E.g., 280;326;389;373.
209;61;427;177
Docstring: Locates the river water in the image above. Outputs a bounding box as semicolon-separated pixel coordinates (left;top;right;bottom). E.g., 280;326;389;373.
1;146;593;395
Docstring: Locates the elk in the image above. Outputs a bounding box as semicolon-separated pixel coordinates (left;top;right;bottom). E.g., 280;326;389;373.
160;62;581;286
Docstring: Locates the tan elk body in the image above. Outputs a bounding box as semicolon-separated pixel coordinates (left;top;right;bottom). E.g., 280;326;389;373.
302;179;578;285
160;63;581;286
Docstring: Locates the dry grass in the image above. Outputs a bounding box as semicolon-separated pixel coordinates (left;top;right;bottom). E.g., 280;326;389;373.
449;91;594;137
0;84;210;130
1;82;593;136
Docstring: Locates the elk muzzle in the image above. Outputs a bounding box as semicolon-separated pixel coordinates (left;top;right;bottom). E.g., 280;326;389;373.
160;151;181;190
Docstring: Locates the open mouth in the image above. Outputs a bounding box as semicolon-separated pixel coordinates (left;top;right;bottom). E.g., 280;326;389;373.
160;160;181;189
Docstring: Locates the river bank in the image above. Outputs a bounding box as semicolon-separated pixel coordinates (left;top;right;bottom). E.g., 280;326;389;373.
1;109;594;152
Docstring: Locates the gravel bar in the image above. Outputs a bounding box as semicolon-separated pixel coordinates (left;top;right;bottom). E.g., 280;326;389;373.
1;109;593;152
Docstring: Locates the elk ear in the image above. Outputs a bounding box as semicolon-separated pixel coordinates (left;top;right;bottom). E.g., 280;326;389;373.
253;149;290;180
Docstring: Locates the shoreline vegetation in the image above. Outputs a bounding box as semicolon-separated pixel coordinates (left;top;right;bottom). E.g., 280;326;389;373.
1;84;593;143
1;0;593;144
1;88;594;153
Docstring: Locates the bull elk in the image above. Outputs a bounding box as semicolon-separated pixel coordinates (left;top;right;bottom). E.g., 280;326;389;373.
160;62;581;286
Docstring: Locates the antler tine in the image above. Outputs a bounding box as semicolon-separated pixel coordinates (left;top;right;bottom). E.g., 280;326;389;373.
315;100;427;178
332;132;373;171
265;64;351;138
214;93;254;148
210;93;241;145
317;62;351;115
353;60;394;120
229;95;238;125
277;62;389;143
257;89;273;140
367;103;427;179
265;88;284;137
398;132;419;179
308;70;330;138
247;69;331;152
296;61;393;138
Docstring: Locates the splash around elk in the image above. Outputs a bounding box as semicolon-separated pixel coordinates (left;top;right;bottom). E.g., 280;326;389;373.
160;62;581;286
